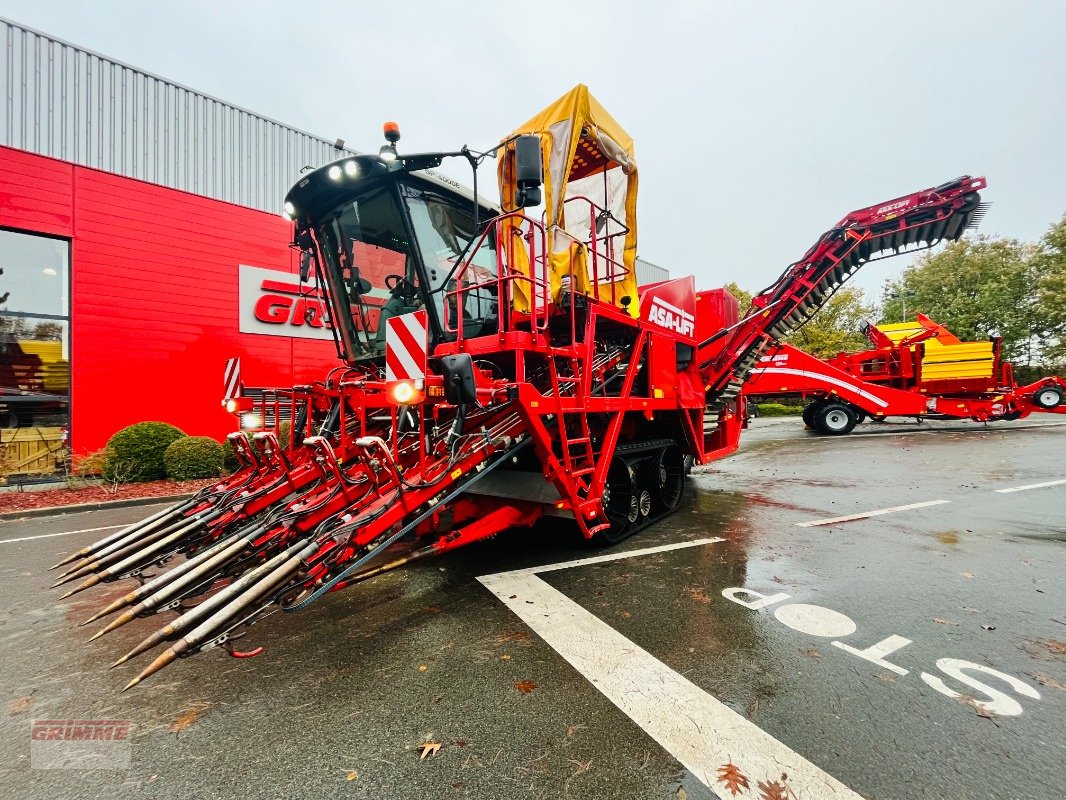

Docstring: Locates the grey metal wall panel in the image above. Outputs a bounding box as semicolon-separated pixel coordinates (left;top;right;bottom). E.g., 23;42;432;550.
1;16;353;215
635;257;669;285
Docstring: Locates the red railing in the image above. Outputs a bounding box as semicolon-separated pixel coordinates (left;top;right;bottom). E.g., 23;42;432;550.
444;196;634;344
444;211;551;340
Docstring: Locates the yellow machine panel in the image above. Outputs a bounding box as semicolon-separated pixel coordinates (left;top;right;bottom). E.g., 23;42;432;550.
874;322;994;381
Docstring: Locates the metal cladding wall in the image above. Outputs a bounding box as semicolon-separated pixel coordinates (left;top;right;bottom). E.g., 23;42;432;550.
1;16;354;216
0;145;340;453
635;258;669;285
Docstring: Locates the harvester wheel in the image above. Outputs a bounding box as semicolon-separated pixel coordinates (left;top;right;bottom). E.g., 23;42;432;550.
647;444;686;513
592;459;636;547
1034;387;1063;409
813;403;858;435
801;402;821;429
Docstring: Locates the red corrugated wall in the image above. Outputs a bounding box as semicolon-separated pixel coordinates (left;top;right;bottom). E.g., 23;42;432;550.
0;145;341;453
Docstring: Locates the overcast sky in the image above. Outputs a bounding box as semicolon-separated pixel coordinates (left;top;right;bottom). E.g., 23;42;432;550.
2;1;1063;301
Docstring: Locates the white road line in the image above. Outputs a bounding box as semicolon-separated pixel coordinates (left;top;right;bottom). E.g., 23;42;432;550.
0;524;125;545
995;478;1066;494
497;537;724;579
479;545;862;799
796;499;951;527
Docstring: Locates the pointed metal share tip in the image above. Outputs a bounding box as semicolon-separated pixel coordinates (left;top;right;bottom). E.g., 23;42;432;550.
122;649;177;691
49;548;88;570
89;610;135;642
108;654;129;670
120;676;141;693
61;574;103;600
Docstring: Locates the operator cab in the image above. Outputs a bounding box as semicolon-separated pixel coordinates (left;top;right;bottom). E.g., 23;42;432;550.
284;150;499;365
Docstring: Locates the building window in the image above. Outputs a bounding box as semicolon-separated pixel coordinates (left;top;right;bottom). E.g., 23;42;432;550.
0;230;70;480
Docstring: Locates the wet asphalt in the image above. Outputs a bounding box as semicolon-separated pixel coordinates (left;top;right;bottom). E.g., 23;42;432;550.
1;416;1063;799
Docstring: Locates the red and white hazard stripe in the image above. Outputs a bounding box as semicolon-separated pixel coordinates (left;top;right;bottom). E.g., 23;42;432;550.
385;310;428;381
223;357;242;400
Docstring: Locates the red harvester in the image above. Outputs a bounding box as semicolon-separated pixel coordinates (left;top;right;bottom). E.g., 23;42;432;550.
51;86;988;687
744;314;1064;434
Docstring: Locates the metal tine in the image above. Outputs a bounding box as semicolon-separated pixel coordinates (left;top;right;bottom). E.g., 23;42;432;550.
112;536;308;669
88;531;258;641
81;522;265;625
53;510;198;581
48;503;186;570
59;516;211;598
122;540;319;690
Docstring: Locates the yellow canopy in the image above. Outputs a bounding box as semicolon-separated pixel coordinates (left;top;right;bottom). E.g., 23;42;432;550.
498;85;640;316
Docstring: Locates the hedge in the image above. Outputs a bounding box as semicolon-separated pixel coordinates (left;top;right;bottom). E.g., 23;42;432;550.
755;402;804;417
220;421;292;473
165;436;224;480
104;422;186;482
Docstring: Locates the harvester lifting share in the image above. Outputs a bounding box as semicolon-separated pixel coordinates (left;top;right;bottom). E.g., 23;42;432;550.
51;86;988;689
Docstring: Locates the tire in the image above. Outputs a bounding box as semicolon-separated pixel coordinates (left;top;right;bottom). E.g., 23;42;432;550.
1034;386;1063;410
647;444;686;514
812;402;858;436
591;459;636;547
801;402;821;429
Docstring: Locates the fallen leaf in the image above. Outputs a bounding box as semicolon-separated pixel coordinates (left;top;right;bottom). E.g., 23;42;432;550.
716;761;750;796
499;654;511;661
757;778;790;800
960;571;974;579
676;787;688;800
957;695;994;718
686;587;711;604
8;696;34;716
514;680;537;694
1034;673;1065;690
423;606;441;614
799;648;821;658
419;664;428;672
345;771;358;781
171;704;208;733
933;618;958;626
619;610;632;618
419;742;441;760
960;606;983;614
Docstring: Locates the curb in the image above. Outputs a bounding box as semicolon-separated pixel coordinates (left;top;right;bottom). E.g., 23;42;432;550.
0;493;194;522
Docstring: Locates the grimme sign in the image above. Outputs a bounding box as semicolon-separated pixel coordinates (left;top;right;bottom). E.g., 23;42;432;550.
238;264;333;341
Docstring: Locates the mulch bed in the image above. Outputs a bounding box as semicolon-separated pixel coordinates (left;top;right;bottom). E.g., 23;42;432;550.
0;478;214;514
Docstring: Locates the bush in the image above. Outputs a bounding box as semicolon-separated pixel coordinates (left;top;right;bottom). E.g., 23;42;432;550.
72;448;112;477
220;421;293;473
755;402;805;417
164;436;224;480
221;433;249;473
104;422;186;482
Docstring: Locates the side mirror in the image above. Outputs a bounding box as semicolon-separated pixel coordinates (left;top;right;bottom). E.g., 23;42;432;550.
514;135;543;208
440;353;478;405
299;251;312;283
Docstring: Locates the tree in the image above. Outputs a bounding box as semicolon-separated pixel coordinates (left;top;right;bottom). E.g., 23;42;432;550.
786;287;874;358
880;235;1041;364
723;282;874;359
1034;214;1066;363
723;281;752;313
